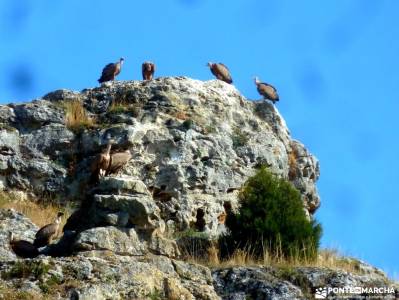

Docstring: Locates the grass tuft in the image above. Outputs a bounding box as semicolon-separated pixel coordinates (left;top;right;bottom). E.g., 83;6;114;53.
2;261;49;280
63;100;95;133
0;192;70;229
232;128;249;148
187;243;371;276
108;99;142;117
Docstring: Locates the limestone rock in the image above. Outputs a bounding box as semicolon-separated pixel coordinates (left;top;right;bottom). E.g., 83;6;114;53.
74;226;146;255
96;176;150;195
149;232;181;258
0;209;38;260
0;211;397;299
0;77;321;234
93;193;161;230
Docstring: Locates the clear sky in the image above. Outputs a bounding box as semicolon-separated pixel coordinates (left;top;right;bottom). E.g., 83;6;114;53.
1;0;398;279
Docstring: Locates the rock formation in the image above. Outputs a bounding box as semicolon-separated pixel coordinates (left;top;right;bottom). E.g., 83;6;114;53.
0;77;396;299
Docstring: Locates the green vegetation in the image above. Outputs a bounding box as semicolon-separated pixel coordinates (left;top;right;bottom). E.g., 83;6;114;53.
174;228;209;240
147;289;164;300
38;274;63;294
232;128;249;148
63;99;95;133
0;285;41;300
107;101;142;118
223;167;322;260
0;123;17;132
2;261;49;280
204;124;217;134
182;119;194;130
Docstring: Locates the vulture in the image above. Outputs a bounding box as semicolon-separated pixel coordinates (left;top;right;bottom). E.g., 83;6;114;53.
34;212;64;248
9;232;39;258
91;139;114;181
207;62;233;84
254;77;279;103
98;57;124;83
106;150;132;176
142;61;156;80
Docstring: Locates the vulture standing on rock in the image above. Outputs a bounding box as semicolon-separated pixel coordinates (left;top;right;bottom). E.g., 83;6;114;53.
9;232;39;258
142;61;156;80
34;212;64;248
106;150;132;176
91;139;114;181
207;62;233;84
98;57;124;83
254;77;279;103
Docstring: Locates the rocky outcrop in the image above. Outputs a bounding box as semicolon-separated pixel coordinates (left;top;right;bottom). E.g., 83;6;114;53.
4;77;393;299
213;266;397;300
0;77;320;236
1;209;397;299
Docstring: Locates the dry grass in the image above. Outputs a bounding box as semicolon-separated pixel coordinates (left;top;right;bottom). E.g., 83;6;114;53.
188;242;364;275
0;192;70;234
173;110;189;120
0;286;46;300
288;151;298;180
108;99;141;117
108;100;129;114
64;99;95;132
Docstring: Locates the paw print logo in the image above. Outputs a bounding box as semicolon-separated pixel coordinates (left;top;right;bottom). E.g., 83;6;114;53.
315;287;328;299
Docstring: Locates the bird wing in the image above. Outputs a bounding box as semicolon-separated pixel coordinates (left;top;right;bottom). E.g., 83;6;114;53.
215;63;233;83
107;152;132;174
35;223;56;238
142;63;146;78
258;83;278;100
114;62;121;76
142;63;149;79
99;63;116;82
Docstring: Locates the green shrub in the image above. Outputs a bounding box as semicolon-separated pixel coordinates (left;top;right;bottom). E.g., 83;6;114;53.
232;128;249;148
224;167;322;260
182;119;194;130
2;261;50;280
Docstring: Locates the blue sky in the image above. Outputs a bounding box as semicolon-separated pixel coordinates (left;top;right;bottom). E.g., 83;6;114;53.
1;0;398;278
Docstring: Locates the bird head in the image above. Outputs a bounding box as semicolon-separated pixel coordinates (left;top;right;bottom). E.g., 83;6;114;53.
8;231;14;242
253;76;260;84
143;61;152;70
55;212;64;224
119;57;125;64
105;134;115;144
207;62;213;68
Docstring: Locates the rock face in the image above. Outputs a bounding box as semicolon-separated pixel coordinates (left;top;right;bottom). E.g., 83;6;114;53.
0;77;320;236
0;78;397;299
213;266;397;300
1;209;397;299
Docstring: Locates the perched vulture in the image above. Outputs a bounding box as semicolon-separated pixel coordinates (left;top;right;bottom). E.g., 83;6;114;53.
207;62;233;84
91;139;114;181
254;77;279;103
9;232;39;258
106;150;132;176
142;61;156;80
98;57;124;83
34;212;64;248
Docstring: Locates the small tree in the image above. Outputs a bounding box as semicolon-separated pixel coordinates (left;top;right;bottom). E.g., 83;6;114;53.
224;167;322;260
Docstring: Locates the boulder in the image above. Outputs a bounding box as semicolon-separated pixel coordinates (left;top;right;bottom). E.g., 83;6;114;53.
74;226;146;255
